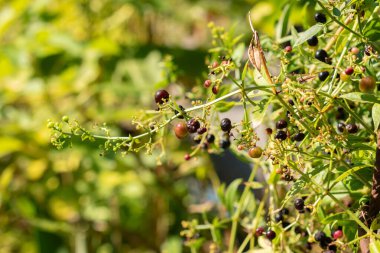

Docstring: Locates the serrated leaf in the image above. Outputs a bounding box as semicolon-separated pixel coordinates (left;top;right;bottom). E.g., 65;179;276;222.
370;240;380;253
340;92;380;104
373;103;380;130
293;24;323;47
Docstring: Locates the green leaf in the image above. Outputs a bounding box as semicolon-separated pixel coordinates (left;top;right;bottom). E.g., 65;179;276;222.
245;181;264;189
340;92;380;104
333;164;371;184
364;17;380;42
293;24;323;47
275;3;291;40
373;104;380;130
251;97;273;128
241;61;249;81
225;179;242;214
370;240;380;253
321;212;351;224
215;101;236;112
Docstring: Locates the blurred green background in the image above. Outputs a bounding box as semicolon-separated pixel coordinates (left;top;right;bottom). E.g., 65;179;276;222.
0;0;313;252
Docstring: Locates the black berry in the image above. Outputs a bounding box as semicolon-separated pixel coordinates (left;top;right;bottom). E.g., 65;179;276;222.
294;198;305;210
206;134;215;143
197;127;207;134
220;118;232;132
174;105;186;119
315;12;327;23
266;230;276;240
314;231;326;242
292;132;305;142
187;119;200;133
319;71;329;81
155;89;169;104
288;99;295;106
220;138;231;149
346;123;358;133
315;49;328;63
281;208;289;215
307;36;318;46
337;122;345;132
275;130;287;141
276;119;288;129
275;213;283;222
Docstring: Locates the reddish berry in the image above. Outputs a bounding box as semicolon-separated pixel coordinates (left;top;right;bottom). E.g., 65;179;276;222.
359;76;376;92
266;128;273;135
184;154;191;160
211;61;219;68
174;121;188;139
197;127;207;134
155;89;169;104
351;47;360;55
255;227;265;236
212;85;219;94
333;230;343;240
204;79;212;88
284;45;292;53
237;145;244;151
345;67;354;75
266;230;276;240
248;147;263;158
220;118;232;132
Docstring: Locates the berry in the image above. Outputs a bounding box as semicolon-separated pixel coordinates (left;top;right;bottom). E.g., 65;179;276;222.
345;67;354;75
281;208;289;215
155;89;170;104
337;122;345;132
248;147;263;158
314;231;326;242
307;36;318;46
220;138;231;149
174;105;186;119
284;45;292;53
315;49;329;63
212;85;219;94
197;127;207;134
266;128;273;135
315;12;327;23
294;198;305;211
211;61;219;68
333;230;343;240
275;130;287;141
319;71;329;81
276;119;288;129
336;107;346;120
292;132;305;142
340;72;350;82
266;230;276;241
365;45;373;56
255;227;265;237
351;47;360;55
346;123;358;133
206;134;215;143
174;121;188;139
288;99;294;106
359;76;376;92
204;79;212;88
220;118;232;132
275;213;283;222
184;154;191;160
187;119;200;133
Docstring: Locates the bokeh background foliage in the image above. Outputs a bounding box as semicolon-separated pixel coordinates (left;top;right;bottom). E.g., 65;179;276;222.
0;0;325;252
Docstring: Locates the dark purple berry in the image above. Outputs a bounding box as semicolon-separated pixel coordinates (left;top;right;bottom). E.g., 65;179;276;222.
294;198;305;210
275;130;287;141
220;138;231;149
307;36;318;46
275;213;283;222
281;208;289;215
220;118;232;132
288;99;295;106
174;105;186;119
337;122;345;132
292;132;305;142
314;231;326;242
187;119;200;133
276;119;287;129
345;67;354;75
266;230;276;240
206;134;215;143
315;49;328;63
346;123;358;133
315;12;327;23
319;71;329;81
155;89;169;104
197;127;207;134
255;227;264;236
